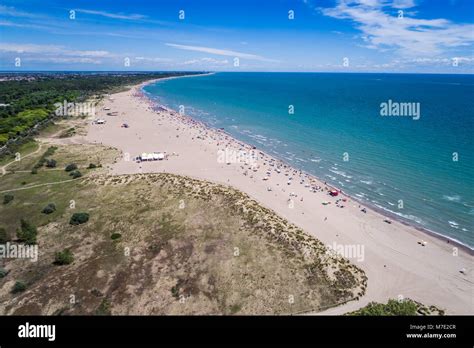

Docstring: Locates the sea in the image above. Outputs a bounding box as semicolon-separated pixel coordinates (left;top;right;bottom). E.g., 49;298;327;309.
143;72;474;249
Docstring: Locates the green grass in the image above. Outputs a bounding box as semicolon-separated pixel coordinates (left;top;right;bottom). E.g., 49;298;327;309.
0;141;39;167
0;143;366;315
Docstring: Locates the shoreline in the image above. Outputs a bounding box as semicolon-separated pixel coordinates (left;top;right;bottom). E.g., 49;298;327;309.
84;76;473;314
140;76;473;255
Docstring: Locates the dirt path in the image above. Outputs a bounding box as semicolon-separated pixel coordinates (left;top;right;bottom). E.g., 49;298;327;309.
0;177;81;194
0;143;43;176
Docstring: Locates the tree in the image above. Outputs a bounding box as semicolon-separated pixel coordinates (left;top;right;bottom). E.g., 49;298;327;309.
45;159;57;168
3;194;14;204
69;170;82;178
41;203;56;214
65;163;77;172
16;219;37;244
69;212;89;225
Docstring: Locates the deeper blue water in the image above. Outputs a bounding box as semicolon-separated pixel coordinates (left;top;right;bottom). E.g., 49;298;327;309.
144;72;474;248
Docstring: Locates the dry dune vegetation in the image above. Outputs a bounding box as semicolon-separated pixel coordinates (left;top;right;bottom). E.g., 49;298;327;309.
0;139;366;315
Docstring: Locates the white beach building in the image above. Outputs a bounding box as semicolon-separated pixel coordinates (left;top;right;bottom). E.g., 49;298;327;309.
139;152;165;161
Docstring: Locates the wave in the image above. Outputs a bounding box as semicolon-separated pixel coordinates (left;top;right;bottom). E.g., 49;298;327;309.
374;204;426;225
328;169;353;179
443;194;461;202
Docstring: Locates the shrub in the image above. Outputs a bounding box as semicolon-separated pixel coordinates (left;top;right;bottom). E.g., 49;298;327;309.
42;203;56;214
69;170;82;178
54;249;74;265
12;281;26;293
111;233;122;240
32;146;57;171
348;299;418;316
95;299;111;315
46;159;57;168
16;219;37;244
0;227;8;243
3;194;14;205
69;212;89;225
0;268;8;278
88;163;97;169
65;163;77;172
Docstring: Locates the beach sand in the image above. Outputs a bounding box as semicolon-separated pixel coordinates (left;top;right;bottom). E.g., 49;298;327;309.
82;79;473;314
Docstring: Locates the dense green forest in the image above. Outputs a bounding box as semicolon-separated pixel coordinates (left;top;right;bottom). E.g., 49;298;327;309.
0;72;201;147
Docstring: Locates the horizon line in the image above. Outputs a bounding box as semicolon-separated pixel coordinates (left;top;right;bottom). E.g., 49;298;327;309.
1;70;473;76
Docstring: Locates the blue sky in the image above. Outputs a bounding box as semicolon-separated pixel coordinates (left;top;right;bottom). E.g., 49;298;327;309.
0;0;473;73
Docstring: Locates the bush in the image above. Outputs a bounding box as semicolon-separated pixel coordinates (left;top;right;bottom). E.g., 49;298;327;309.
111;233;122;240
95;299;111;315
12;281;26;293
54;249;74;265
65;163;77;172
3;194;14;205
69;170;82;178
88;163;97;169
348;299;418;316
16;219;37;244
32;146;57;171
0;267;9;278
0;227;8;243
42;203;56;214
46;159;57;168
69;212;89;225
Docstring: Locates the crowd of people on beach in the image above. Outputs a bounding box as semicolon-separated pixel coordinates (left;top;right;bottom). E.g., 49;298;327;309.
133;88;355;218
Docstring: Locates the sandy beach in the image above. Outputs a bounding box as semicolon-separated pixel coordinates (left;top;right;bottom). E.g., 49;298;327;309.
82;78;473;314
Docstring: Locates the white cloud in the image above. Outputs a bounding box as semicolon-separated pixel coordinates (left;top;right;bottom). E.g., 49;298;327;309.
24;57;102;64
135;56;172;63
0;20;48;30
390;0;416;9
183;57;229;65
0;5;40;18
0;43;110;57
74;9;147;20
165;43;279;62
319;0;474;56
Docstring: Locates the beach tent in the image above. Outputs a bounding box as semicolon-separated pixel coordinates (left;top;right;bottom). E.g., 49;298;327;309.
139;152;164;161
329;190;339;197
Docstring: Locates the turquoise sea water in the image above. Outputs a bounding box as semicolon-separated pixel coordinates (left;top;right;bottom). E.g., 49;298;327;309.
144;72;474;248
